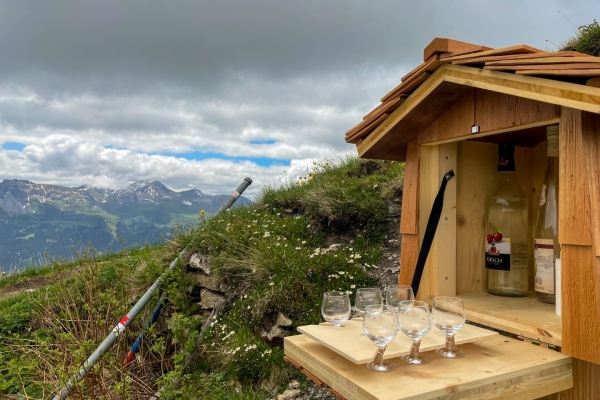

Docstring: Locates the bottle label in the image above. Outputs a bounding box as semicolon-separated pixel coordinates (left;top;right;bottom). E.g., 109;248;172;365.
485;238;511;271
534;238;555;294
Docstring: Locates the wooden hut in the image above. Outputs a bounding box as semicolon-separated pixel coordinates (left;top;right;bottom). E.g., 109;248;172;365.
284;38;600;399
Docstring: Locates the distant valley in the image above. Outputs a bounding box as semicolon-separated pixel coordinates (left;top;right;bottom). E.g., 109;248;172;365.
0;179;251;271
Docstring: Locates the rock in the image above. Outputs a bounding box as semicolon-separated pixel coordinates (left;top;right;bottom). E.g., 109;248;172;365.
388;203;400;217
289;380;300;390
187;272;227;292
276;312;292;327
277;389;302;400
188;253;211;274
200;289;225;309
261;325;286;344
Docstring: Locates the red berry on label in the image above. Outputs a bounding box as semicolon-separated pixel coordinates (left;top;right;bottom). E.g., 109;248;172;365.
486;234;493;244
493;233;502;242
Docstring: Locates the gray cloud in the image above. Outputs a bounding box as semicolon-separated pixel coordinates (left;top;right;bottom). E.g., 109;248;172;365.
0;0;598;197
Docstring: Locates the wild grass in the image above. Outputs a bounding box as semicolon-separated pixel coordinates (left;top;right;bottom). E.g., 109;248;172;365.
0;244;179;398
560;19;600;56
0;154;404;399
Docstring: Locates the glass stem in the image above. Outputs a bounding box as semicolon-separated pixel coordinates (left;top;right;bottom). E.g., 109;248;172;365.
374;345;387;368
409;339;421;360
445;334;457;351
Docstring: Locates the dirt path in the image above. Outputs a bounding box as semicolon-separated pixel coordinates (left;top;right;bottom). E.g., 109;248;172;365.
0;267;82;300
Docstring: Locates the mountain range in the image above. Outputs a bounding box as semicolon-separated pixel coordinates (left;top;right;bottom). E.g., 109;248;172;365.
0;179;251;271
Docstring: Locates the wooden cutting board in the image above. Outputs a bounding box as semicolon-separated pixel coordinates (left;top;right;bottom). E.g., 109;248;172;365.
297;319;497;364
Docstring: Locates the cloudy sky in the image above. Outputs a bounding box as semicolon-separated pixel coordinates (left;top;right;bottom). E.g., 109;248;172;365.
0;0;597;198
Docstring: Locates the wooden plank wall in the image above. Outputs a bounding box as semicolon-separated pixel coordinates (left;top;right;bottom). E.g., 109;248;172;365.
557;107;600;397
399;139;420;287
396;93;600;396
559;107;600;366
456;141;497;293
418;89;560;146
415;142;457;300
455;141;543;292
474;89;560;132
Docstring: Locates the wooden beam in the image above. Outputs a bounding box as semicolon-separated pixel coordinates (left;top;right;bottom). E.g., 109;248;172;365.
399;234;419;287
357;66;449;158
357;64;600;162
358;66;472;160
399;139;420;234
561;244;600;364
442;64;600;114
421;118;560;146
559;108;592;246
581;111;600;256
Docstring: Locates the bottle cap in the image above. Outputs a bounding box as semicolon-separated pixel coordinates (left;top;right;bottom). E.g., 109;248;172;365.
497;143;515;171
498;142;515;155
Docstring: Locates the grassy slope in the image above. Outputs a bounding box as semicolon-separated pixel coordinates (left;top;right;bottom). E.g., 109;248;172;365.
0;156;404;399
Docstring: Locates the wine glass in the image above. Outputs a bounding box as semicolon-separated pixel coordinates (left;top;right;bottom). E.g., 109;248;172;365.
385;284;414;311
363;305;398;372
432;296;466;359
397;300;432;365
321;291;351;327
355;288;383;317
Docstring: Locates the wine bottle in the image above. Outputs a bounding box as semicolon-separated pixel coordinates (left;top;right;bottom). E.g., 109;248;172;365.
534;125;559;304
485;143;529;297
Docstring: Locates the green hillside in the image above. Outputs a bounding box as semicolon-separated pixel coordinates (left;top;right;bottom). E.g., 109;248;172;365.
0;156;404;399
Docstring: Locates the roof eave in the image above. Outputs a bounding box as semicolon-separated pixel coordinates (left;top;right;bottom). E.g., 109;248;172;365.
356;64;600;161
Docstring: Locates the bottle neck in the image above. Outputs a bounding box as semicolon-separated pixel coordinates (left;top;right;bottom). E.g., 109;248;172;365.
496;152;515;172
489;170;526;199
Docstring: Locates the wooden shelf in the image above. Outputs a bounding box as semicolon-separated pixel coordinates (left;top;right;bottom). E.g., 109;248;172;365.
460;292;562;347
285;334;572;400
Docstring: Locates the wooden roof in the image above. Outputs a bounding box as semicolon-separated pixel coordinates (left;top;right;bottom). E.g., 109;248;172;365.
347;38;600;160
